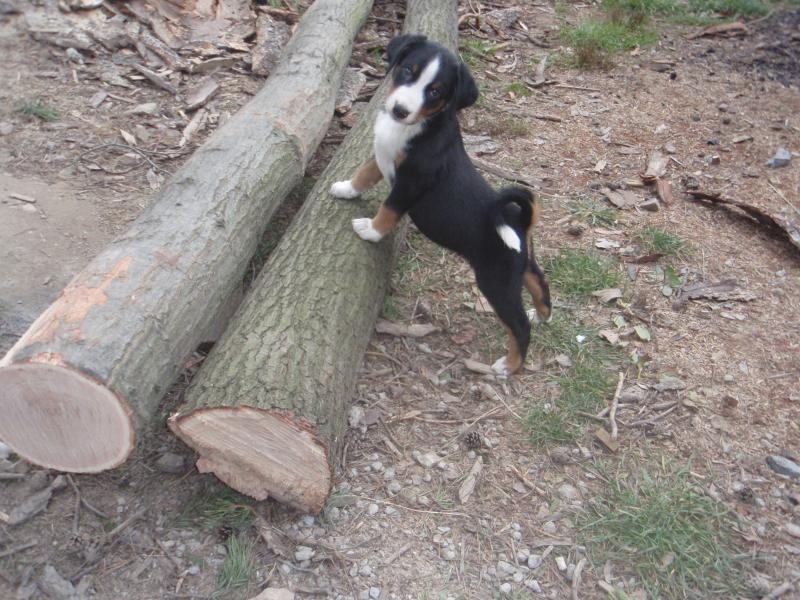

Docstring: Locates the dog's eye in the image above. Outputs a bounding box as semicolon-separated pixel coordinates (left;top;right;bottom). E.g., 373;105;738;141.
401;65;413;79
427;87;440;99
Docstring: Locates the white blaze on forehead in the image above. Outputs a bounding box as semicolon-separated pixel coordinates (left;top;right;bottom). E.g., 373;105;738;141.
386;56;441;120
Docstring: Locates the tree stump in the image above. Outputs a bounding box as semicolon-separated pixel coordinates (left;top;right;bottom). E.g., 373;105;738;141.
169;0;459;514
0;0;374;473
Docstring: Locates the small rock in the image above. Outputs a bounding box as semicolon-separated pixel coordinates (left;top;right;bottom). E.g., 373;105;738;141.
557;483;580;502
66;47;85;63
0;441;13;460
367;503;379;516
358;564;373;577
555;556;567;571
155;452;185;474
499;582;512;595
527;554;542;570
412;450;439;469
783;523;800;538
293;546;315;562
516;549;530;564
186;564;201;576
384;506;398;516
443;549;457;560
706;155;720;166
663;142;676;154
654;375;686;392
369;586;381;599
723;374;735;383
0;122;14;136
349;405;366;428
386;481;401;495
497;560;516;577
542;521;557;534
766;455;800;478
39;565;78;599
766;148;791;168
249;588;295;600
525;579;543;593
639;198;660;212
126;102;159;116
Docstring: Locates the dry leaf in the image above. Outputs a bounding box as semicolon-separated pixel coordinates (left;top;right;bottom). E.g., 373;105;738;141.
119;129;136;146
595;238;621;250
375;320;438;338
599;329;620;345
458;456;483;504
634;325;651;341
593;159;607;174
656;178;673;205
592;288;623;303
595;427;619;452
601;187;638;210
474;294;494;314
642;150;668;182
463;358;494;375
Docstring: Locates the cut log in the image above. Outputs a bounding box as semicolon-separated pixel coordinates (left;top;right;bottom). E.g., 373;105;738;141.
169;0;459;514
0;0;374;473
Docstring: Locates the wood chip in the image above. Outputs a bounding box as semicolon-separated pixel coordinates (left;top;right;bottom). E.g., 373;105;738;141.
458;455;483;504
131;63;179;95
678;279;757;303
7;475;66;526
375;320;438;338
185;76;219;111
655;178;673;205
642;150;668;182
592;288;622;303
601;187;638;210
179;107;207;147
89;90;108;108
463;358;494;375
595;427;620;452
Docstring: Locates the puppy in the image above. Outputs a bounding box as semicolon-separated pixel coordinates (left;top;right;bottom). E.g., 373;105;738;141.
330;34;551;375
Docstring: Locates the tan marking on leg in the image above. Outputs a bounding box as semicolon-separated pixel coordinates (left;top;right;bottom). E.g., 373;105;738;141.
524;271;551;321
371;205;401;235
351;159;383;193
503;324;523;373
394;149;407;168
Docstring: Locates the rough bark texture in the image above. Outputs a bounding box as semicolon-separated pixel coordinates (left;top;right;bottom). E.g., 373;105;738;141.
170;0;459;514
0;0;373;473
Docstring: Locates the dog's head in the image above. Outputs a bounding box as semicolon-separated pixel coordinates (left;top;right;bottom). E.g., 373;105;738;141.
384;34;478;125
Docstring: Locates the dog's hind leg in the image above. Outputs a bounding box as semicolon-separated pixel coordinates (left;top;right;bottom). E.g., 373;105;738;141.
475;267;530;376
330;159;384;199
523;261;552;323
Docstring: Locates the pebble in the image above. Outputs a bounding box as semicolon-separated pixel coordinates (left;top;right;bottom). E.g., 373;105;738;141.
663;142;676;154
766;148;791;168
767;455;800;478
386;481;401;495
557;483;580;502
367;503;379;516
369;586;381;599
384;506;398;516
443;549;457;561
371;461;383;472
723;374;735;383
293;546;315;562
0;122;14;136
528;554;542;570
412;450;439;469
555;556;567;571
155;452;185;474
525;579;543;593
542;521;557;534
497;560;516;577
516;549;530;564
186;565;200;576
250;589;295;600
383;467;395;480
499;582;512;595
359;564;373;577
784;522;800;538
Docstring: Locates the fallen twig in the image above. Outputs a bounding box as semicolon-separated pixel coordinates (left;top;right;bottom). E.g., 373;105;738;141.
609;372;624;439
572;557;587;600
380;543;411;566
0;540;37;559
472;157;541;189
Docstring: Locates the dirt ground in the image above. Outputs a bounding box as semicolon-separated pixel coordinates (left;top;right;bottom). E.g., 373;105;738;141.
1;1;799;599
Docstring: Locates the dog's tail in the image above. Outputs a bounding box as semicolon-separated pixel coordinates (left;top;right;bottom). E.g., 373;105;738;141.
492;186;537;253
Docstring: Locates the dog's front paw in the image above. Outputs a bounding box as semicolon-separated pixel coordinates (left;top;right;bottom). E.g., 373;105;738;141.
330;180;360;199
527;308;553;324
352;218;384;242
491;356;512;377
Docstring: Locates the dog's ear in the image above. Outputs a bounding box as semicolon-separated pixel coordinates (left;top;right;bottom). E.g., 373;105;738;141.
386;34;427;69
454;62;479;110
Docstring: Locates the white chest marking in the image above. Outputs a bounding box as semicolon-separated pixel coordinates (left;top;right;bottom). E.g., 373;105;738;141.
373;110;422;183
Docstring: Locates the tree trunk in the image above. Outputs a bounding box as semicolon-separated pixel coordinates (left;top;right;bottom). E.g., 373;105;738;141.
169;0;459;514
0;0;373;473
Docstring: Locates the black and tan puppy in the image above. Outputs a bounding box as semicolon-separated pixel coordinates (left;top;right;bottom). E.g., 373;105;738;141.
330;34;551;375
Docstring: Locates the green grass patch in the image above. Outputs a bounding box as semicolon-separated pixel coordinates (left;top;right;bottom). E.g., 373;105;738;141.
635;226;688;258
603;0;770;25
177;487;255;533
525;314;619;446
433;485;455;510
579;465;745;598
19;101;59;122
215;534;256;599
567;197;620;227
561;19;658;68
459;38;499;66
485;116;531;138
545;248;621;299
504;82;532;97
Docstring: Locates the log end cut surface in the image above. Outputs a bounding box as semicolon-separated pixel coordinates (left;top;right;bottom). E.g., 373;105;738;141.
169;407;332;514
0;362;133;471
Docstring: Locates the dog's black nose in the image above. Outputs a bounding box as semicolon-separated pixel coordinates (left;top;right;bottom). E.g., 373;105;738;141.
392;104;410;120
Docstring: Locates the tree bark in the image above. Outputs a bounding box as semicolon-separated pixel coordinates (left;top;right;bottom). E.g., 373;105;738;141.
169;0;459;514
0;0;373;473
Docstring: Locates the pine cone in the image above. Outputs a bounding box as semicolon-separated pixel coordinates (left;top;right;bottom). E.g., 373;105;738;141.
464;430;482;450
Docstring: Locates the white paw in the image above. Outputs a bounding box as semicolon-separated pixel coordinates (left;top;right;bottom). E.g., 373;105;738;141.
330;180;360;199
527;308;553;324
352;218;383;242
491;356;511;377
